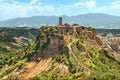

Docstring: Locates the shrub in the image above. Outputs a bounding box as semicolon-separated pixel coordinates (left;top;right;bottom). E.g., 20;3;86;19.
0;59;26;78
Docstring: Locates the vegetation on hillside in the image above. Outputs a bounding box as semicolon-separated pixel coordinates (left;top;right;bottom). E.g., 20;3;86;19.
0;26;120;79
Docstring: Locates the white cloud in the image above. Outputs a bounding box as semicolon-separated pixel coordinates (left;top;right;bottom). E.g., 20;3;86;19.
74;0;96;9
86;0;96;9
59;5;73;10
59;0;96;11
74;2;84;7
30;0;40;5
45;5;54;11
92;0;120;13
0;0;55;20
110;0;120;10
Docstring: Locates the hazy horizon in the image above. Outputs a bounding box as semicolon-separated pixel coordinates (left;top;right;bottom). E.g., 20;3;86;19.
0;13;119;21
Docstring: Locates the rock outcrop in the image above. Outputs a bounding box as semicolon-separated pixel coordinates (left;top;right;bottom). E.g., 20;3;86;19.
99;33;120;62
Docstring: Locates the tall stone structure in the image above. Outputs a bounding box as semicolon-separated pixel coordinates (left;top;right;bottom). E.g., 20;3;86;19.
59;17;62;25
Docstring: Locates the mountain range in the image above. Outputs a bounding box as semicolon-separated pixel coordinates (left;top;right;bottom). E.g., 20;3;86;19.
0;13;120;29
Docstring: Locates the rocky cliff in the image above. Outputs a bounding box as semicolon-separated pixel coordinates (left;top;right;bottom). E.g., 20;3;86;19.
99;33;120;62
31;24;98;60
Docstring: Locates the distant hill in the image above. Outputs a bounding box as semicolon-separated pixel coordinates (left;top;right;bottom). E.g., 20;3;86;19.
0;13;120;29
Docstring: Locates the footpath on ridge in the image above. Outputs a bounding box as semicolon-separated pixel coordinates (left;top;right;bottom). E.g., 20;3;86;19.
67;39;92;71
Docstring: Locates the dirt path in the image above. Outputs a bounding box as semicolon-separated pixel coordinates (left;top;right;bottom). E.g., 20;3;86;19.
67;39;92;71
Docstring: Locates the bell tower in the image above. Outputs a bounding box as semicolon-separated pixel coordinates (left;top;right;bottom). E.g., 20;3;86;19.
59;17;62;25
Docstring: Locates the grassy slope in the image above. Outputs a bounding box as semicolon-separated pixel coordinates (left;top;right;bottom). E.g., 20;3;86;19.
71;39;120;80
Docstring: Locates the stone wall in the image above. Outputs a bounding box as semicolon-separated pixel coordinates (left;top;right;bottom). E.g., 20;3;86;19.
55;25;96;40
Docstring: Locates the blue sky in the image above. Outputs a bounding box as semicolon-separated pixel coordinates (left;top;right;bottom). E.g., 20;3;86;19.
0;0;120;21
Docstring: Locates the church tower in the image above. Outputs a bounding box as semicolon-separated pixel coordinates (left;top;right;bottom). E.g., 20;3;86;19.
59;17;62;25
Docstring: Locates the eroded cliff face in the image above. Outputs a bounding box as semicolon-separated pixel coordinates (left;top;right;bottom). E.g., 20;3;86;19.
98;33;120;62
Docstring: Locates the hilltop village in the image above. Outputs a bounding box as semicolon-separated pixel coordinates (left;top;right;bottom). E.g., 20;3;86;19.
32;17;100;59
42;17;96;39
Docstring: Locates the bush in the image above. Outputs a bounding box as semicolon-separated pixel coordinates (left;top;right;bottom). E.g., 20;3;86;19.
0;59;26;78
54;53;65;62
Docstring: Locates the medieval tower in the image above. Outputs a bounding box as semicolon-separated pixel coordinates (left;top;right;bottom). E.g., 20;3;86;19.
59;17;62;25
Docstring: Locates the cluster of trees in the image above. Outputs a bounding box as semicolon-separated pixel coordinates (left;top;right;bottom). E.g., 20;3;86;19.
0;35;15;43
